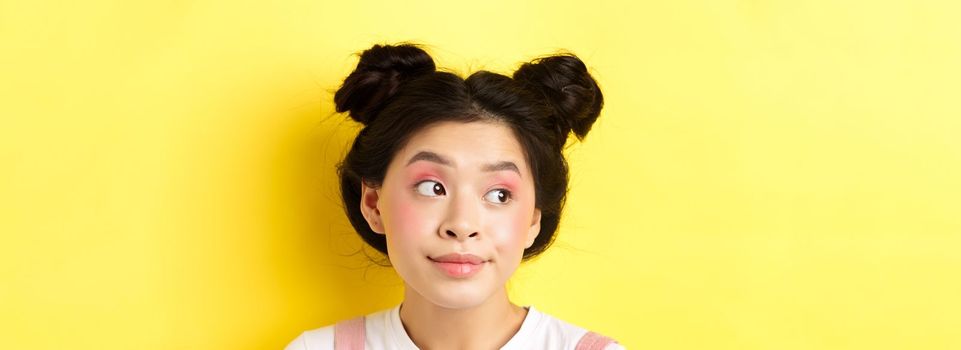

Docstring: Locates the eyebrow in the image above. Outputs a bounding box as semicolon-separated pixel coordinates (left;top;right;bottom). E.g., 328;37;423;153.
405;151;521;177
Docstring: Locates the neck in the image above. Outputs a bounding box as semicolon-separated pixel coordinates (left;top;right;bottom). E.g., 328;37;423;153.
398;285;528;350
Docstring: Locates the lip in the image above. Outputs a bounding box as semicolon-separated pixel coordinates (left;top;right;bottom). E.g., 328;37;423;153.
429;253;488;278
430;253;487;264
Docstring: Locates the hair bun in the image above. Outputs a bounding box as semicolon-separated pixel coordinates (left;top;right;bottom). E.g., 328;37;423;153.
334;44;436;125
512;54;603;142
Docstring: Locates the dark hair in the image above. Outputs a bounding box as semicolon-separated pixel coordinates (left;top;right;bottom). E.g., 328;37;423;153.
335;43;603;261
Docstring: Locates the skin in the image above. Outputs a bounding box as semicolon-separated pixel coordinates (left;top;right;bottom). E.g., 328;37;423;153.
359;120;542;350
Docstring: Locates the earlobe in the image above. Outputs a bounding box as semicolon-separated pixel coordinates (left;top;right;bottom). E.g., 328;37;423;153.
526;209;542;248
360;182;385;234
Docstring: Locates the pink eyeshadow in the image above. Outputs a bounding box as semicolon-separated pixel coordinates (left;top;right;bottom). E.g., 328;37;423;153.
405;164;443;182
404;162;526;194
490;175;521;192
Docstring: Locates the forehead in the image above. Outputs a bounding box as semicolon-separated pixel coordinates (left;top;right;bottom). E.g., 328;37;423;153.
391;121;530;173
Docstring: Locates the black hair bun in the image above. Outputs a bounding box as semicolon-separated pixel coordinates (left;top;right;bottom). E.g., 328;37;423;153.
334;44;436;125
512;54;604;141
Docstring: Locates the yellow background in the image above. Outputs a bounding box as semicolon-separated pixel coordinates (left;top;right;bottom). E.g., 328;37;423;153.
2;0;959;349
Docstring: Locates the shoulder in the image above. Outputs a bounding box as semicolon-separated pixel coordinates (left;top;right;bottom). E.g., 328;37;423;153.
523;306;625;350
602;343;627;350
583;332;627;350
283;306;396;350
283;325;334;350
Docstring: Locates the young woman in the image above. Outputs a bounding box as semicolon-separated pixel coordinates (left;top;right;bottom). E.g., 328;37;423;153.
286;43;622;350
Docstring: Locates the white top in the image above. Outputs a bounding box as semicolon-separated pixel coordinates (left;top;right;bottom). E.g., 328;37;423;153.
284;304;624;350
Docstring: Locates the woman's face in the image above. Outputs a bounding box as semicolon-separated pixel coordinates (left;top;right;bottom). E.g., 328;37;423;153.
360;120;541;309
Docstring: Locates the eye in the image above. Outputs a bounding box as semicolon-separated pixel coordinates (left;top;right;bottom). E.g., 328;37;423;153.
483;189;512;204
415;180;446;197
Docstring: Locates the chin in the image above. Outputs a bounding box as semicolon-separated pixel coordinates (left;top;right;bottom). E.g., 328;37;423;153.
428;295;487;310
423;285;492;309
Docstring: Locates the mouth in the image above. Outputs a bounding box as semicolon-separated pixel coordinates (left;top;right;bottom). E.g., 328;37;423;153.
429;253;487;264
428;255;488;278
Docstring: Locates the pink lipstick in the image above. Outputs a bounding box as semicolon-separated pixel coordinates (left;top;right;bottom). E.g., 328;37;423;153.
429;253;487;278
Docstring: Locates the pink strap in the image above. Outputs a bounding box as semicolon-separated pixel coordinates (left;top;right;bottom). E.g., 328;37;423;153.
575;331;617;350
333;316;366;350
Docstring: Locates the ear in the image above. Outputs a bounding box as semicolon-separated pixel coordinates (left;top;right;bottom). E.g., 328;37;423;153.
360;181;385;234
525;208;542;248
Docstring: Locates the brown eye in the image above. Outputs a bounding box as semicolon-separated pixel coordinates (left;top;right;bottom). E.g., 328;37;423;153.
483;189;511;204
415;180;446;197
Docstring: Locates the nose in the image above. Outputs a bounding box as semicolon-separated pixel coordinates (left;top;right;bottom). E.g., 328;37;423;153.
439;191;480;241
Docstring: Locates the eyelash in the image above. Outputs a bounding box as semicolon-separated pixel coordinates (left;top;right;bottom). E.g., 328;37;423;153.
413;180;513;204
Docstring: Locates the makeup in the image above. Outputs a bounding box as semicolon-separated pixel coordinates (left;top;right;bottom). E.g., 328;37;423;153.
429;258;486;278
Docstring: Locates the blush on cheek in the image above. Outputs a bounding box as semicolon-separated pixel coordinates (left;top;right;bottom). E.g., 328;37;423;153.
514;213;532;243
387;192;428;238
497;203;535;248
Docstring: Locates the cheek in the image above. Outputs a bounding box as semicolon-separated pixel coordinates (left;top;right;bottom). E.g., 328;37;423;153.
395;201;424;237
383;189;433;240
492;201;537;250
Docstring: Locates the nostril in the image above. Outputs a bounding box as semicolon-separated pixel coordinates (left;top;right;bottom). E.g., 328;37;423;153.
445;230;479;238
